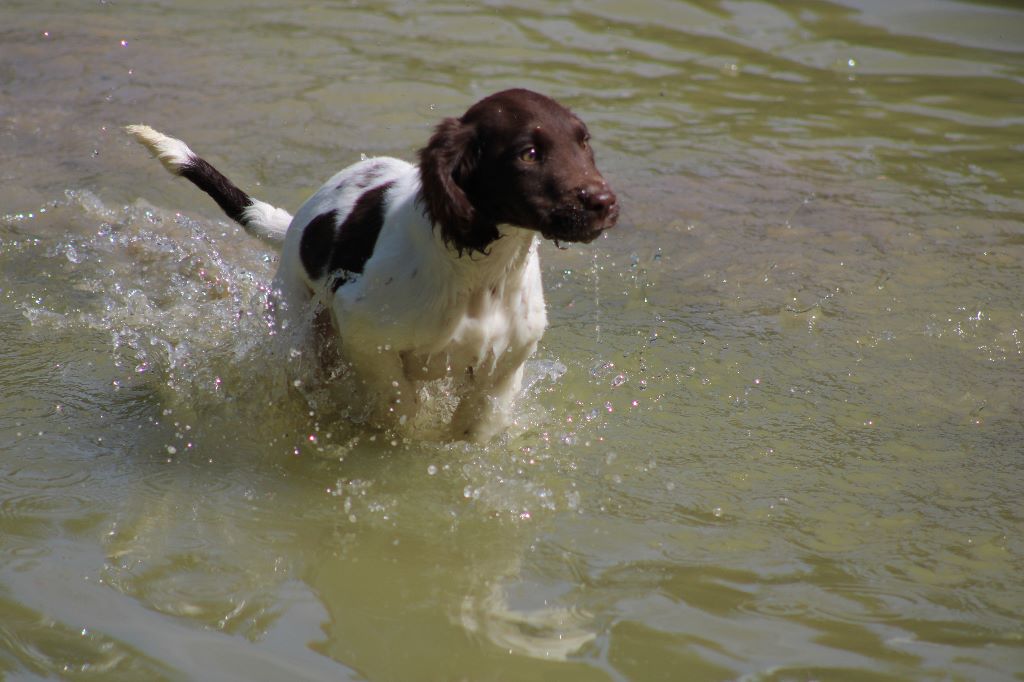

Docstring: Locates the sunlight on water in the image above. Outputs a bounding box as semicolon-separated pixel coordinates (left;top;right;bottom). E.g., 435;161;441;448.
2;0;1023;679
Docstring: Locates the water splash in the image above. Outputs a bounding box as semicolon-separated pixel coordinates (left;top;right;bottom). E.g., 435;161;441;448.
10;190;574;454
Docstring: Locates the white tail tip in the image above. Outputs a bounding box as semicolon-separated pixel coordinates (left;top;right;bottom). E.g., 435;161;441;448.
125;124;195;175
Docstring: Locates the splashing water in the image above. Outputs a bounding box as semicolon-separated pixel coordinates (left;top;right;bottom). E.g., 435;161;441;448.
7;190;571;453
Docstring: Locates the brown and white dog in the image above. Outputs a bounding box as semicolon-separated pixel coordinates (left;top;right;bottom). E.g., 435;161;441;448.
127;89;618;441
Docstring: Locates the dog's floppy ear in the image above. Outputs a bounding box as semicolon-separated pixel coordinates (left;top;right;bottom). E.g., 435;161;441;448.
418;117;497;255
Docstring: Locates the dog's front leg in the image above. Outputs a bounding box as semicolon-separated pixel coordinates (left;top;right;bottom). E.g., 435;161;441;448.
344;347;418;430
449;361;525;443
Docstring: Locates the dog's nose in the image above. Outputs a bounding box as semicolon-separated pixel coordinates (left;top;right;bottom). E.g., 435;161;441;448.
579;183;617;216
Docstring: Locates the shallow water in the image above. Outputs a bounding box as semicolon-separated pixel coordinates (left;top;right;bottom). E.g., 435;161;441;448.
2;0;1023;679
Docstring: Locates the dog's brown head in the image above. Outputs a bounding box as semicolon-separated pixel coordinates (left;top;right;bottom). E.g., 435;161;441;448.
418;89;619;255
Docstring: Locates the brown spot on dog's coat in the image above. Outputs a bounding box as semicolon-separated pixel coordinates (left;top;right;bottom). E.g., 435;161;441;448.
300;181;395;289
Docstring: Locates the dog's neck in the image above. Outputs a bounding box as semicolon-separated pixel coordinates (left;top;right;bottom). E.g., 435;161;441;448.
441;224;539;290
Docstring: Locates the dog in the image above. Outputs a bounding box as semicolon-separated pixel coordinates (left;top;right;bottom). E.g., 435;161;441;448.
127;89;618;441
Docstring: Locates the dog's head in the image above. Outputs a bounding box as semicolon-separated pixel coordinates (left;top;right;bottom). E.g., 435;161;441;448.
418;89;619;254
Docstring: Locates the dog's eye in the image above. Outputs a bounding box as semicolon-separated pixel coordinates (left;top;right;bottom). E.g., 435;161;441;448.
580;135;591;150
518;146;539;163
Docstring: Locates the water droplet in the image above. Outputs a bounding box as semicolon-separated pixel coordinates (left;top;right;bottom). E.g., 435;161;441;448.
427;464;438;476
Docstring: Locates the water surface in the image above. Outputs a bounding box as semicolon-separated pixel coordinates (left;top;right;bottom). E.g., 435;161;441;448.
1;1;1022;679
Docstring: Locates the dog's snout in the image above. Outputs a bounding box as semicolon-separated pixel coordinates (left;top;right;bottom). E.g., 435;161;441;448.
578;183;617;216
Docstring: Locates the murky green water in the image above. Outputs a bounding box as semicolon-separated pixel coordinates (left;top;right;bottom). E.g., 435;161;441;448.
2;1;1022;679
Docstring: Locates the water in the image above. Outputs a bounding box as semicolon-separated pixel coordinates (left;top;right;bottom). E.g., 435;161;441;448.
2;1;1022;679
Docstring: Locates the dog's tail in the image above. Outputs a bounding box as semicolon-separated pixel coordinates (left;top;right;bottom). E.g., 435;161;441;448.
125;125;292;247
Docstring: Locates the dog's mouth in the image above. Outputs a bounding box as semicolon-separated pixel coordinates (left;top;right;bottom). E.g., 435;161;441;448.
541;202;619;244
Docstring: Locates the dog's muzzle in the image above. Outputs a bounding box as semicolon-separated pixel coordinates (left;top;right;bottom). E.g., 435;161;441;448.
543;184;619;243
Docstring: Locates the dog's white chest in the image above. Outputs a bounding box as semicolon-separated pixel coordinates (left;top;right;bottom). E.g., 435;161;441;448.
391;233;548;384
446;270;547;373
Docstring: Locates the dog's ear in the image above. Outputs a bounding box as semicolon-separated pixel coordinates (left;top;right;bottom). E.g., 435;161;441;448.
418;117;497;255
